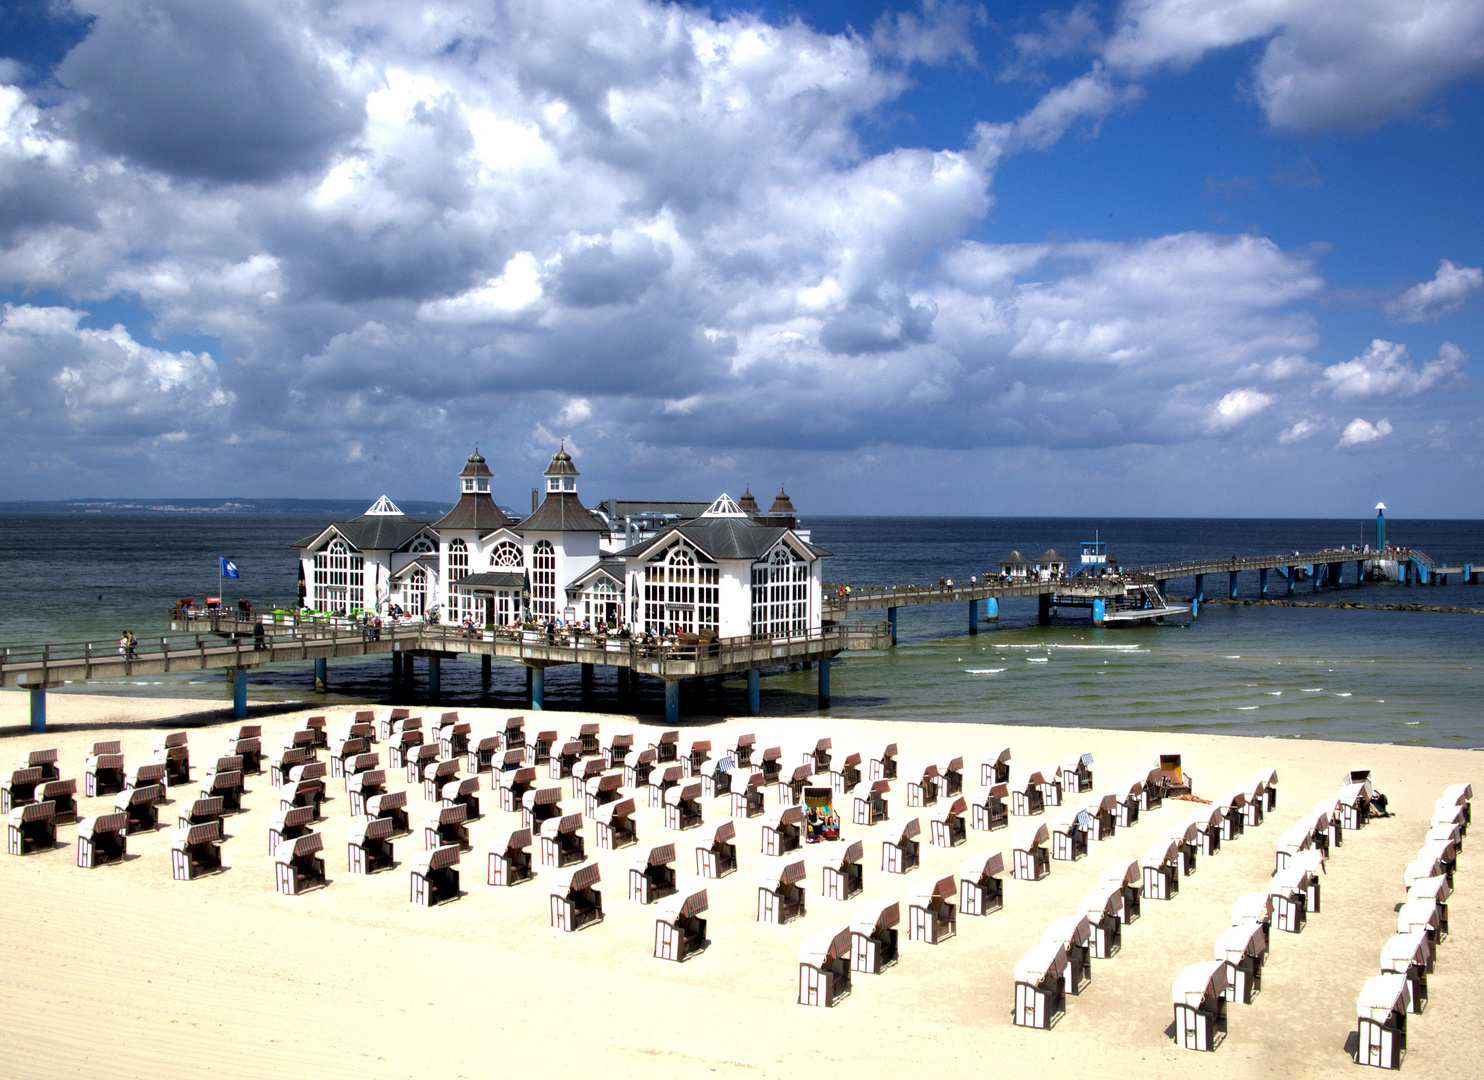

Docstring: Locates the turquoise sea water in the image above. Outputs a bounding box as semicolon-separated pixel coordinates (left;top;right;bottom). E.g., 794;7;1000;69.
1;513;1481;748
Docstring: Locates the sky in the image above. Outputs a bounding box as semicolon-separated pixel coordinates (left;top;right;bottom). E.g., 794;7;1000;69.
1;0;1481;518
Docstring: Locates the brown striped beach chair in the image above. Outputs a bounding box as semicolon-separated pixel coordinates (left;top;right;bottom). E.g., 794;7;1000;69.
761;804;803;857
540;813;586;867
629;843;678;903
729;733;755;769
498;766;538;813
279;777;324;821
342;752;379;794
604;733;634;769
1379;931;1430;1014
651;730;679;763
908;874;958;945
1060;753;1093;795
830;752;862;796
275;832;326;895
624;748;657;790
550;862;602;931
939;755;965;796
526;729;558;767
388;724;423;770
1189;805;1223;857
1013;943;1067;1029
2;767;43;814
655;887;709;961
154;732;191;786
573;722;601;758
822;839;864;901
881;818;921;875
798;925;852;1006
648;764;685;808
730;771;765;819
1142;838;1181;900
38;779;77;825
347;769;387;817
850;899;900;974
441;776;480;820
685;739;711;778
270;746;311;788
869;743;898;783
1012;771;1046;817
1012;822;1051;881
115;784;164;833
758;746;783;785
756;858;806;924
436;714;469;760
982;746;1011;787
410;845;461;905
571;757;605;800
269;805;316;855
1036;761;1064;808
584;772;624;818
694;820;737;878
700;759;732;800
1103;859;1143;923
126;763;169;800
550;740;582;781
76;812;128;867
960;851;1005;916
331;736;367;780
86;752;126;798
595;797;638;850
367;790;409;835
930;795;969;848
777;764;811;808
19;747;60;782
969;784;1008;831
7;801;56;855
421;758;459;802
424;804;470;852
906;764;940;809
177;796;223;831
487;828;533;886
664;781;703;831
227;726;262;773
347;816;396;874
1116;777;1143;828
171;820;224;880
466;735;501;775
521;786;563;831
803;738;832;776
303;715;328;748
1052;808;1090;862
852;779;889;826
1083;793;1118;841
405;743;438;785
502;714;526;752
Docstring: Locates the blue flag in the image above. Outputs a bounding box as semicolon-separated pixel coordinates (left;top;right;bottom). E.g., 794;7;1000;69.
220;557;240;579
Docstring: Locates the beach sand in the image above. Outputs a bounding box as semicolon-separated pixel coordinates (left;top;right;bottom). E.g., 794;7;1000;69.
0;692;1477;1080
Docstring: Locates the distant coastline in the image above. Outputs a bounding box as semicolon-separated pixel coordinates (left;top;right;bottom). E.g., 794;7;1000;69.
0;498;497;517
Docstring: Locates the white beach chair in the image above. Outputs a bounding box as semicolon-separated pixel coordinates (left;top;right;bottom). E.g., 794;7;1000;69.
850;899;900;974
664;781;704;831
802;737;832;776
275;832;326;895
7;802;56;856
76;811;128;868
410;844;461;906
907;874;957;945
1115;778;1143;828
347;815;395;874
881;817;922;875
906;763;940;808
969;783;1009;832
1397;897;1441;947
830;752;863;796
367;790;409;835
822;839;865;901
595;797;638;850
1214;923;1266;1004
1043;914;1092;995
1052;808;1089;862
1060;753;1093;795
1354;973;1409;1069
170;820;223;881
1269;866;1316;932
761;804;803;857
584;771;624;818
929;795;968;848
1012;822;1051;882
1012;771;1046;817
268;804;315;856
1012;942;1067;1029
1082;793;1117;841
798;925;853;1007
959;851;1004;916
649;764;687;809
1172;960;1227;1051
869;742;898;782
1141;839;1180;901
756;858;806;924
1380;931;1431;1014
521;785;563;832
1162;822;1199;877
1036;762;1063;808
487;828;534;887
1406;875;1450;942
551;738;584;782
1101;859;1142;924
729;771;765;819
1188;805;1223;858
1079;883;1124;958
440;776;480;821
629;843;678;904
684;738;710;778
981;746;1011;787
423;803;470;852
852;779;889;826
540;813;586;868
655;886;709;962
694;820;738;878
1230;892;1273;936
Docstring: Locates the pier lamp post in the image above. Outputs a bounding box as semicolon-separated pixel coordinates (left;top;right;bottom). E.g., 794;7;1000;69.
1375;502;1386;552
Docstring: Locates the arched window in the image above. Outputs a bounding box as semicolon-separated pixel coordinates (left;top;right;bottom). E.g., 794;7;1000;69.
493;540;522;568
532;540;556;617
410;538;434;555
312;538;363;613
751;545;806;637
406;568;426;617
448;538;469;578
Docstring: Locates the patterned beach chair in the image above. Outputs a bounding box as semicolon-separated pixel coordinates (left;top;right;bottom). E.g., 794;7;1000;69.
981;746;1011;788
170;820;223;880
595;797;638;850
1012;942;1067;1029
466;735;501;775
498;766;538;813
629;843;678;904
907;874;958;945
869;743;898;782
777;764;811;808
881;817;921;875
526;729;558;768
852;779;889;827
501;715;526;753
540;813;586;868
655;886;709;962
268;805;316;856
347;769;387;817
929;795;969;848
761;804;803;857
699;759;732;801
664;781;704;831
1214;923;1266;1005
275;832;326;895
7;801;56;855
423;804;471;853
850;899;900;974
694;820;737;878
177;796;223;832
822;839;864;901
521;786;563;832
651;730;680;764
1012;771;1046;818
367;790;409;835
441;776;481;821
115;784;164;834
584;772;624;818
1052;808;1089;862
729;733;755;769
1172;961;1227;1051
1043;914;1092;994
959;851;1004;916
550;862;603;931
154;732;191;786
649;764;686;809
1012;822;1051;882
1379;931;1431;1014
604;733;633;770
758;746;783;785
19;747;60;782
1080;883;1124;958
830;752;862;796
1353;973;1409;1069
730;772;765;819
550;740;583;781
1060;753;1093;795
624;748;657;790
38;779;77;825
756;857;806;924
3;768;44;815
85;750;126;798
410;844;461;906
802;738;832;776
487;828;534;886
798;925;852;1007
685;739;711;778
347;815;395;874
76;812;128;868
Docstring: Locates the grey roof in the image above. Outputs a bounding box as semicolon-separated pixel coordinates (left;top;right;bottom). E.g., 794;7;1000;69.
616;519;831;562
568;560;626;591
455;572;526;589
768;488;795;515
596;499;714;521
999;550;1029;566
434;493;512;531
292;514;431;552
518;492;606;533
391;555;438;580
1038;549;1066;564
458;449;493;479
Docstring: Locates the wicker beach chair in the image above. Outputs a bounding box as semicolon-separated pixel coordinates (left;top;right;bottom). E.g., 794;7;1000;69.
728;770;765;819
466;735;502;775
487;828;534;887
520;785;563;832
850;899;900;974
550;862;603;931
550;740;583;781
154;732;191;787
803;738;832;776
170;820;224;880
1052;808;1090;862
595;797;638;850
663;781;704;831
1354;973;1409;1069
1380;931;1431;1014
624;748;657;790
1101;858;1143;924
969;783;1008;832
869;743;898;782
7;801;56;855
1172;961;1227;1051
498;766;538;813
798;925;852;1007
852;779;889;826
441;776;481;821
699;758;732;800
423;804;471;852
830;752;862;796
367;790;409;835
629;843;678;904
115;784;164;834
756;857;806;924
76;812;128;868
906;763;940;809
526;729;558;768
347;815;395;874
694;820;738;878
177;796;223;832
729;733;755;770
37;779;77;825
347;768;387;817
85;751;126;798
649;764;686;809
1141;839;1180;900
1013;942;1067;1029
410;844;461;906
269;805;316;856
758;746;784;785
881;817;922;874
540;813;585;868
275;832;326;895
1214;923;1266;1004
959;851;1004;916
1043;914;1093;994
821;839;865;901
777;764;812;808
584;772;624;818
1013;822;1051;882
654;886;709;962
907;874;958;945
981;746;1011;788
1013;771;1046;818
2;767;44;815
1163;821;1199;877
1060;753;1093;795
1079;884;1124;959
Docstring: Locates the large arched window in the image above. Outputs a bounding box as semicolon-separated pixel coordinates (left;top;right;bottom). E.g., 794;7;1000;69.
410;538;434;555
751;545;806;637
493;540;522;568
448;538;469;578
312;538;364;613
406;568;426;617
532;540;556;616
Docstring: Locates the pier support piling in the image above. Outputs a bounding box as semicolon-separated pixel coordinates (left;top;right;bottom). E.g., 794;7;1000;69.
232;669;247;720
1310;564;1319;591
747;668;760;715
1329;562;1343;588
968;599;978;635
428;656;441;699
1259;568;1268;597
1192;575;1203;618
581;663;593;695
1092;598;1106;626
887;606;898;646
481;654;491;681
1228;571;1238;600
1038;594;1052;626
314;657;327;693
391;651;402;679
665;679;680;724
1286;566;1295;595
30;688;45;733
530;666;544;710
985;597;999;622
617;666;630;700
818;658;830;709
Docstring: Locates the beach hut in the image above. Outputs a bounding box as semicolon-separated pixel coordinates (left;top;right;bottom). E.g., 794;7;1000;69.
1012;942;1068;1029
757;858;807;924
1141;839;1180;901
526;729;558;768
761;804;803;857
1396;897;1441;947
347;769;387;817
655;886;709;962
1163;822;1199;877
850;899;900;974
1115;778;1142;829
1172;960;1227;1051
1214;923;1266;1004
1188;805;1223;858
1052;808;1089;862
1407;876;1450;942
758;746;784;785
831;752;863;796
487;828;533;887
1043;914;1093;994
802;738;833;776
154;732;190;787
651;730;680;764
1061;753;1093;795
268;805;315;856
550;862;603;931
7;802;56;856
1013;822;1051;882
930;796;969;848
870;743;899;782
982;746;1012;788
798;925;853;1007
907;874;958;945
1079;884;1124;958
730;771;766;819
423;804;471;853
852;779;890;827
649;764;686;809
595;797;638;850
347;816;395;875
822;839;865;901
1092;861;1137;928
76;812;127;868
366;790;409;835
1269;866;1315;933
907;764;940;808
664;781;704;831
694;820;738;878
603;732;633;770
629;843;678;904
969;784;1009;832
1013;771;1046;818
1230;892;1272;936
684;739;711;778
584;772;623;818
959;851;1005;916
540;813;585;868
1354;973;1409;1069
882;818;922;875
699;757;732;801
777;764;812;808
624;748;657;790
729;733;756;770
999;550;1031;579
521;785;563;832
275;832;326;895
1380;931;1431;1014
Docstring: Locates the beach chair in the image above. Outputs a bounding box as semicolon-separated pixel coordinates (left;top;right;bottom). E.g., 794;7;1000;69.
777;764;812;808
170;820;223;880
1061;753;1093;795
982;746;1011;787
1012;942;1067;1029
1012;822;1051;882
651;730;680;764
1275;825;1311;872
177;796;223;831
1141;839;1180;900
1231;891;1273;937
521;786;563;832
125;763;169;800
1269;866;1314;932
761;804;803;856
603;733;634;771
699;759;732;800
303;716;328;749
228;733;262;774
730;733;756;769
1407;875;1450;942
1431;801;1467;839
85;752;126;798
330;736;366;781
1380;931;1431;1014
1115;779;1142;829
822;839;865;901
540;813;586;867
882;818;922;875
571;722;601;758
664;782;704;831
756;858;806;924
268;805;316;855
154;733;190;787
18;747;60;783
388;727;424;770
549;862;603;931
967;783;1009;833
570;757;605;800
275;832;326;895
1158;753;1192;797
1080;883;1124;958
908;874;958;944
34;779;76;825
730;772;766;819
852;779;890;827
850;899;900;974
960;852;1005;916
584;772;624;818
410;844;461;906
758;746;784;785
802;737;832;776
1098;859;1142;925
1354;973;1409;1069
1140;767;1165;812
7;801;56;855
1052;809;1089;862
938;756;966;797
466;735;501;775
1242;776;1267;827
924;795;966;849
1215;791;1246;842
1250;767;1278;811
831;752;863;796
1417;838;1457;887
1397;897;1441;947
1188;805;1223;858
624;748;658;790
342;752;379;796
1163;822;1199;877
405;744;438;786
501;715;526;753
549;740;582;782
347;769;387;817
1036;762;1064;809
424;804;471;852
76;812;128;868
498;766;538;813
438;719;471;761
367;790;409;835
869;743;898;782
1081;793;1117;841
1012;771;1046;817
798;925;852;1006
115;784;164;834
270;746;311;789
649;764;686;809
420;758;459;802
595;797;639;850
377;707;409;742
655;887;709;962
346;815;395;874
1172;961;1227;1051
1043;914;1092;994
907;764;940;808
1215;923;1266;1004
441;776;481;821
695;820;738;878
525;729;558;768
487;828;534;886
278;775;324;821
1337;782;1370;831
683;739;711;779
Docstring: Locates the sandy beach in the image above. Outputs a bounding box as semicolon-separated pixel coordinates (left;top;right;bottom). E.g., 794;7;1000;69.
0;692;1477;1080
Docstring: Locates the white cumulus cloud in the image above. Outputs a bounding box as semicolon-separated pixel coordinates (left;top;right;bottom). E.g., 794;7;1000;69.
1207;387;1274;431
1319;339;1467;399
1338;416;1393;447
1386;259;1484;322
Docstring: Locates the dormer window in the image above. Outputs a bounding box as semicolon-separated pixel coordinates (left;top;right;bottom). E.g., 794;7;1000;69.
476;478;489;492
548;477;561;492
562;476;575;491
463;479;474;492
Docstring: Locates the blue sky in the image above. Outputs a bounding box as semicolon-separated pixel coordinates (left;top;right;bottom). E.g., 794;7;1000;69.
1;0;1481;517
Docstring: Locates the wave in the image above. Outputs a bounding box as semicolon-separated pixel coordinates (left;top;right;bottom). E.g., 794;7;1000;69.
1265;691;1282;696
1027;657;1050;663
998;643;1142;651
1236;705;1259;711
1334;692;1352;697
964;668;1005;675
1301;688;1323;692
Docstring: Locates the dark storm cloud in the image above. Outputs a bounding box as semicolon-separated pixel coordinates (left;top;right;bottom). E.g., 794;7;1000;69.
550;234;672;308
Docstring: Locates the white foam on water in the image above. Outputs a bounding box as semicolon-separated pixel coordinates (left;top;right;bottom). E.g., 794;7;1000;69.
1225;655;1241;659
999;643;1141;651
1405;721;1419;726
1334;692;1352;697
1301;688;1323;692
1265;691;1283;696
964;669;1005;675
1236;706;1259;711
1027;657;1050;663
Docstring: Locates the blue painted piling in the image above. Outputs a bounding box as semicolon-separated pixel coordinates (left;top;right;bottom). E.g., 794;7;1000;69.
665;679;679;724
747;669;760;715
428;655;441;698
968;599;978;635
1228;570;1238;600
818;657;831;708
30;688;46;733
232;669;247;719
887;607;898;646
314;656;327;692
531;666;544;710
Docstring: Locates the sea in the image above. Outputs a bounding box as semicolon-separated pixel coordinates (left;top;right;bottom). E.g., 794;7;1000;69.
2;513;1482;749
